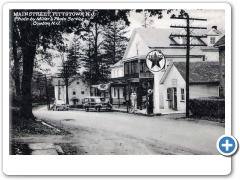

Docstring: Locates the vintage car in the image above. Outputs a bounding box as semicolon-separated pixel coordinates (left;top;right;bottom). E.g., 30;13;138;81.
83;97;112;112
52;100;69;111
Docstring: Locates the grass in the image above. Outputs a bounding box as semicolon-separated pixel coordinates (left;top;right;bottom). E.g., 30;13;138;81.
9;107;70;155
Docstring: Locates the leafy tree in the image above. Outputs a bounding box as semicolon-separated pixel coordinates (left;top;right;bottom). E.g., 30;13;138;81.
80;10;131;86
81;10;131;85
10;9;130;119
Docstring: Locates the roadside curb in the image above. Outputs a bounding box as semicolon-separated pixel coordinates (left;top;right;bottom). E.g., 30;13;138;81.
112;109;161;116
28;143;64;155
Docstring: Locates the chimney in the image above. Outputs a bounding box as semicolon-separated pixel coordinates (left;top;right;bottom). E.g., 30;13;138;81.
212;26;217;30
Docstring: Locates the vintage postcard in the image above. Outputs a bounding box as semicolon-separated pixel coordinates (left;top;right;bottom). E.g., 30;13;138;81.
3;2;233;175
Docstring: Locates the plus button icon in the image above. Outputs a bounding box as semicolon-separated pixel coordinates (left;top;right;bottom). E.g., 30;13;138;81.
221;139;233;151
217;135;238;156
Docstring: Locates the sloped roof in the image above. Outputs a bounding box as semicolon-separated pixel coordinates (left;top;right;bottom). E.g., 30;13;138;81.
111;60;123;68
174;62;219;83
123;27;224;60
52;75;82;86
135;28;225;48
214;35;225;47
135;28;181;48
160;61;219;84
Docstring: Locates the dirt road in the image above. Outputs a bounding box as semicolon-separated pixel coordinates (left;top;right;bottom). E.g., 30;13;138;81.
25;106;225;155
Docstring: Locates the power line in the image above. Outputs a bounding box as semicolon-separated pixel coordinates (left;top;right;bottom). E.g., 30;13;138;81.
170;14;207;117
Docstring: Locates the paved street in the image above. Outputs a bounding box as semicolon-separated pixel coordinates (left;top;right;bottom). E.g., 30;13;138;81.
31;106;224;155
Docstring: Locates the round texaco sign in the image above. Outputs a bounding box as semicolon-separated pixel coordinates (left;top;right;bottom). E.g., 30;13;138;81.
146;50;166;72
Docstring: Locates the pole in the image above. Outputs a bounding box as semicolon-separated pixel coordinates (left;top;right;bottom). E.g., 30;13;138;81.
65;64;69;105
118;84;120;108
89;41;92;96
170;14;207;117
186;14;190;117
45;74;50;110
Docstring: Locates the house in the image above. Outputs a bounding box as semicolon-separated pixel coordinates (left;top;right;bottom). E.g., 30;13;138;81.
214;35;225;98
160;62;219;112
109;60;126;105
154;26;224;114
53;76;90;105
110;26;224;112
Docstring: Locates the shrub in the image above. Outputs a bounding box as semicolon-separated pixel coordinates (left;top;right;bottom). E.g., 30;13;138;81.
189;98;225;119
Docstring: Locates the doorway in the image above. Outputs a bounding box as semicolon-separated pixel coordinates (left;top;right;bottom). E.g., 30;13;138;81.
168;87;177;110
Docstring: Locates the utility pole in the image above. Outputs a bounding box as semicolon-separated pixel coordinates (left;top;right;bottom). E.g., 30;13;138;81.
87;31;92;96
64;63;69;105
44;74;50;110
170;13;207;117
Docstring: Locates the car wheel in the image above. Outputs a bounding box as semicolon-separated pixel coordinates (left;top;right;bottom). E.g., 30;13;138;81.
85;108;89;112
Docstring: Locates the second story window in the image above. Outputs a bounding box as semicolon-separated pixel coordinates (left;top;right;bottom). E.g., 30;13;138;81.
73;91;76;95
210;37;216;44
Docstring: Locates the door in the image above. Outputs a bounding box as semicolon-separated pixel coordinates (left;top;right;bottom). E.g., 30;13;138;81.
168;88;177;110
173;88;177;110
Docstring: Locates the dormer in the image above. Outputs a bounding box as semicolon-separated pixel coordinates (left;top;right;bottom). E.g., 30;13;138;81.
207;26;222;46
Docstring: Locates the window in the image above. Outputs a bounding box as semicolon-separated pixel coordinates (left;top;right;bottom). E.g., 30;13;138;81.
73;91;76;95
77;82;80;85
128;63;131;74
167;88;171;100
132;62;136;73
181;88;185;101
81;91;84;94
124;63;130;74
119;69;122;77
114;88;117;97
210;37;216;44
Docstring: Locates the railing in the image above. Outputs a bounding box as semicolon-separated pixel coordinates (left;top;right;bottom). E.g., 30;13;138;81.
124;73;139;78
139;72;154;78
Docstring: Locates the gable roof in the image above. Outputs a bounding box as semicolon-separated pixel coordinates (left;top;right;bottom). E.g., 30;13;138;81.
135;27;225;48
160;61;219;84
214;35;225;47
111;60;123;68
135;28;181;48
123;28;181;59
52;75;82;86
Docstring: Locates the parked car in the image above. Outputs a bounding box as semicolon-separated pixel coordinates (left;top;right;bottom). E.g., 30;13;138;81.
52;100;69;111
83;97;112;112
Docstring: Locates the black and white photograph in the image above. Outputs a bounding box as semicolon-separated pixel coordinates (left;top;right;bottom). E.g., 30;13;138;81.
2;2;233;176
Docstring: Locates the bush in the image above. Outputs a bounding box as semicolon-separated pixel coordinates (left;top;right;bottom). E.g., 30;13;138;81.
189;98;225;119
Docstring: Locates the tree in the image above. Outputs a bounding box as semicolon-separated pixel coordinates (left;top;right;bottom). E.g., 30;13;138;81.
10;9;131;119
80;10;131;85
10;10;87;119
58;38;84;104
101;20;129;78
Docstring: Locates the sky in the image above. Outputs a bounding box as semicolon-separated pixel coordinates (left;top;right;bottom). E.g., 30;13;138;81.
126;9;225;38
40;9;225;74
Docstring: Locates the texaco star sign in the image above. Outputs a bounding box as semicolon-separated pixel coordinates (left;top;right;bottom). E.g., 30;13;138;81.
146;50;166;72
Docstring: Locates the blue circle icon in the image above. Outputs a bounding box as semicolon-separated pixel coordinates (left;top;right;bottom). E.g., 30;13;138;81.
217;135;238;156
